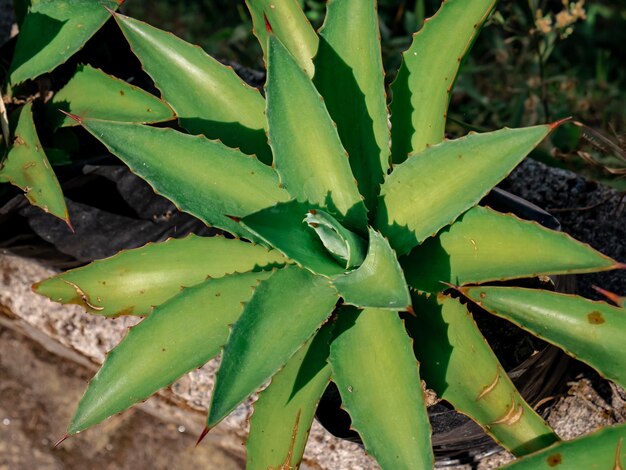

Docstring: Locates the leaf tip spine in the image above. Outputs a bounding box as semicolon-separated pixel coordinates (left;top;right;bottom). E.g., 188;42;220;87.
263;13;273;33
100;2;118;16
225;214;242;223
59;110;83;124
53;434;70;448
195;426;211;447
549;116;573;130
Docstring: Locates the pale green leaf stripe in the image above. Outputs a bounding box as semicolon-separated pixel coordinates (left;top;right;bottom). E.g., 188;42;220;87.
329;308;434;470
461;286;626;389
247;325;333;469
114;13;272;163
314;0;390;211
333;229;411;310
246;0;318;77
402;206;620;293
408;294;558;456
266;35;368;231
377;125;552;255
76;119;289;239
390;0;496;162
68;271;272;434
34;235;287;317
0;103;68;222
501;422;626;469
9;0;121;84
47;65;174;128
208;266;338;427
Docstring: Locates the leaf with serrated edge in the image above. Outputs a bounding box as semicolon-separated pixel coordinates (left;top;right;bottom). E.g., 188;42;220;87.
407;294;558;456
332;228;411;310
266;35;368;232
376;125;553;255
74;118;289;239
68;271;272;434
114;12;272;163
47;65;175;128
314;0;390;211
247;323;333;469
9;0;121;84
207;265;338;427
246;0;318;77
501;422;626;469
390;0;496;162
402;206;620;293
460;286;626;389
34;235;287;317
329;307;433;469
0;103;68;223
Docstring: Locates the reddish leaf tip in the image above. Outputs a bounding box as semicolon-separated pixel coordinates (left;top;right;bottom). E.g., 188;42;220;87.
225;214;241;223
53;434;70;448
405;305;416;317
592;285;624;306
549;116;572;130
65;217;75;233
263;13;273;33
195;426;210;447
59;110;83;124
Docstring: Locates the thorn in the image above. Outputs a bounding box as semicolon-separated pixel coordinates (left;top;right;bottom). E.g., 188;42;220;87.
195;426;210;447
616;263;626;270
59;109;82;124
263;13;273;33
405;305;416;317
65;217;75;233
53;434;69;448
549;116;572;130
225;214;241;223
592;285;624;306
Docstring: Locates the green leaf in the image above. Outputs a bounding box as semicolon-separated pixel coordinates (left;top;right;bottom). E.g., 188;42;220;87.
329;307;433;469
376;125;553;255
390;0;497;162
242;199;346;277
460;286;626;389
34;235;286;317
0;103;68;223
407;294;558;456
247;324;333;469
266;35;368;231
207;265;338;427
402;206;620;293
246;0;318;77
75;118;289;239
314;0;390;211
332;229;411;310
47;65;175;128
68;271;272;434
9;0;121;84
501;422;626;469
114;13;272;163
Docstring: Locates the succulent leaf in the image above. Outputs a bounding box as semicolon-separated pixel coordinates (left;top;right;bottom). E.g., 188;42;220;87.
207;265;338;427
247;324;333;469
390;0;496;162
0;103;68;223
314;0;390;211
329;307;434;469
407;294;559;456
266;34;368;231
74;118;289;239
68;271;272;434
9;0;122;84
114;12;272;163
47;65;175;128
402;206;620;293
246;0;318;77
376;125;553;255
332;229;411;310
460;286;626;389
501;422;626;469
33;235;286;317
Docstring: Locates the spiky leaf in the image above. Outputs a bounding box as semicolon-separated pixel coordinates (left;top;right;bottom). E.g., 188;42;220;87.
402;206;620;292
376;125;553;255
9;0;121;84
460;286;626;389
207;266;338;427
247;324;333;469
0;103;68;223
68;271;272;434
266;35;367;231
407;294;558;456
74;118;289;239
34;235;286;317
314;0;390;210
114;12;272;163
390;0;496;161
329;307;434;469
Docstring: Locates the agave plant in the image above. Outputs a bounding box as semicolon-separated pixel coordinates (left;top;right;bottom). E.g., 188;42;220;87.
26;0;626;468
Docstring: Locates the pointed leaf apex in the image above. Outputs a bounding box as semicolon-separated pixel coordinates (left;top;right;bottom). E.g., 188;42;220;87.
405;305;416;317
225;214;242;223
549;116;573;130
592;285;624;306
54;434;70;448
439;281;460;291
195;426;210;447
100;2;117;16
263;13;273;33
59;110;83;124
